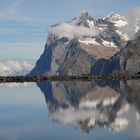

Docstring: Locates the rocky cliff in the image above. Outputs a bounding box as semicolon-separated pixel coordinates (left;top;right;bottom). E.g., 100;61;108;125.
91;31;140;75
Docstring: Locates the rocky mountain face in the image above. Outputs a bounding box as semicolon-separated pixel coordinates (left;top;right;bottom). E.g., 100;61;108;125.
91;31;140;75
37;80;140;134
29;12;129;76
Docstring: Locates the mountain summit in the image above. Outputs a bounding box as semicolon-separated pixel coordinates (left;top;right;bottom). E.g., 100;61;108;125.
70;11;95;28
104;13;128;28
29;12;139;76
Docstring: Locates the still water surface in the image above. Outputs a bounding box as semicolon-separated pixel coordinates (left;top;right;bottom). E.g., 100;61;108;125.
0;80;140;140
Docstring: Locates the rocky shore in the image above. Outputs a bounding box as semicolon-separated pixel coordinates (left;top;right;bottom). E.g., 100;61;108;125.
0;73;140;83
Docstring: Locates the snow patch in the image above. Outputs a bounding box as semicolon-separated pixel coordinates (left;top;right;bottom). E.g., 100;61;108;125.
113;20;128;28
110;117;129;132
87;19;95;28
136;112;140;120
117;103;130;116
135;25;140;33
116;30;129;40
79;100;100;108
102;40;117;48
79;95;118;109
88;118;95;127
51;107;99;124
103;97;118;106
79;38;100;45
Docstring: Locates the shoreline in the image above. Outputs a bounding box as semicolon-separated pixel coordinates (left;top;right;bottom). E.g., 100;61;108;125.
0;74;140;83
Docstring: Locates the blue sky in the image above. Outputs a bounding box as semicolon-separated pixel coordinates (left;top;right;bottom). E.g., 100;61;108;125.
0;0;140;59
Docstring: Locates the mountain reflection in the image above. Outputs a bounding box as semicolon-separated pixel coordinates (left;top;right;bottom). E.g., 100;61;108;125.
37;80;140;134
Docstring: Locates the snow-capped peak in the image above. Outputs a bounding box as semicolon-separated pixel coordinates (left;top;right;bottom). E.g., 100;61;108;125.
79;11;90;18
70;11;95;28
104;12;128;28
105;13;126;22
47;11;129;48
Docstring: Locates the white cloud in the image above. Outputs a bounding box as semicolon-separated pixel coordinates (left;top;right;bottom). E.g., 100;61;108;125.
48;23;100;38
121;7;140;39
0;60;33;76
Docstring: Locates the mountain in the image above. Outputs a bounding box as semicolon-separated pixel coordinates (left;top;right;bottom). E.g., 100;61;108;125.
91;31;140;75
29;12;128;76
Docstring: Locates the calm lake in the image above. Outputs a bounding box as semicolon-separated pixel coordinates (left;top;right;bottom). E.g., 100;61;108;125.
0;80;140;140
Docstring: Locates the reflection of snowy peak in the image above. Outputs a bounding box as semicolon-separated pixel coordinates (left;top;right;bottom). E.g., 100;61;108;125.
38;81;140;134
29;12;129;76
79;86;119;108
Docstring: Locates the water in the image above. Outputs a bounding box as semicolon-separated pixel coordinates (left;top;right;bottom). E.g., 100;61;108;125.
0;80;140;140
